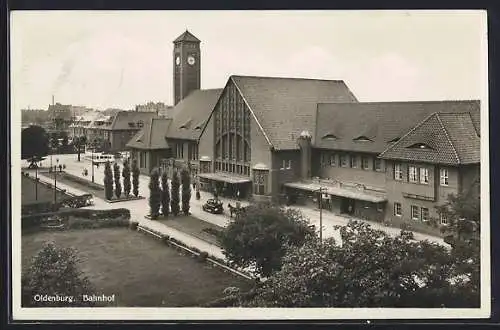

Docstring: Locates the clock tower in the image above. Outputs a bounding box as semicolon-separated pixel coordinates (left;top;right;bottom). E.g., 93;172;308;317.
173;30;201;105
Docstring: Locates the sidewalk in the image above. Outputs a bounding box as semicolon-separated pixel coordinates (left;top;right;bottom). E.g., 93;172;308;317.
38;153;446;246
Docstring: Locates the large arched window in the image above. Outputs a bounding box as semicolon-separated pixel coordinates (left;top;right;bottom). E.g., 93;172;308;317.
213;81;252;176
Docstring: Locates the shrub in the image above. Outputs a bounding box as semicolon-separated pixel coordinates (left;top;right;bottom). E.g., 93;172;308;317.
181;168;191;215
122;158;131;197
103;161;113;200
199;251;209;261
132;159;140;197
148;168;161;220
113;163;122;199
161;171;170;217
59;194;93;208
219;203;315;277
170;170;181;216
22;242;96;307
129;221;139;230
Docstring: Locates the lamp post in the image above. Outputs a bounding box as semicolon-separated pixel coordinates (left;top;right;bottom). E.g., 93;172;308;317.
53;158;59;205
35;158;38;200
314;187;327;243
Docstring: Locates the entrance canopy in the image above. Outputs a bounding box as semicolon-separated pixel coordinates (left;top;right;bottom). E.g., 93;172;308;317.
198;172;251;184
284;181;387;203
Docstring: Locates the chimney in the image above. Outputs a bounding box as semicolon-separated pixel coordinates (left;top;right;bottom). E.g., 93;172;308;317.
297;131;312;180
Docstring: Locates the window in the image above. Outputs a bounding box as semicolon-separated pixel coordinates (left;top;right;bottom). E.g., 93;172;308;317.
139;151;147;168
361;156;369;170
440;168;449;186
411;205;420;220
175;143;184;159
253;170;268;195
421;207;430;222
440;213;448;225
394;163;403;181
340;155;348;167
329;154;336;167
281;160;285;170
420;168;429;184
394;202;402;216
287;160;292;169
350;155;357;168
374;159;382;172
409;166;418;183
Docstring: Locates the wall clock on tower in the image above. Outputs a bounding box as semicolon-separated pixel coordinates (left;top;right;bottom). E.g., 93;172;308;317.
187;55;196;66
175;56;180;66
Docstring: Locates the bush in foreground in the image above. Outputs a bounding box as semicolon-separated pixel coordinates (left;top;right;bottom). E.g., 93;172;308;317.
22;242;96;307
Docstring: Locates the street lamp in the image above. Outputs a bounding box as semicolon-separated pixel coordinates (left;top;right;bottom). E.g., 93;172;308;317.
314;186;327;243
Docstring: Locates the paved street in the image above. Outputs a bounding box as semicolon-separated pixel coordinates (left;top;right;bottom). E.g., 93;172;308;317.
30;153;447;248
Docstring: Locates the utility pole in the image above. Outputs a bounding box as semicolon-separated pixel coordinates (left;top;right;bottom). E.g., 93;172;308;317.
315;187;327;243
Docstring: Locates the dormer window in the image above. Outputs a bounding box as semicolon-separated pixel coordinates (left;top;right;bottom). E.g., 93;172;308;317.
353;136;373;142
408;143;434;150
137;120;144;128
321;133;337;140
180;119;192;130
128;122;136;128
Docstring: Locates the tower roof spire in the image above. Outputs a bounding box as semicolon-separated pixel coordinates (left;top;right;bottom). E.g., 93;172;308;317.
173;30;200;43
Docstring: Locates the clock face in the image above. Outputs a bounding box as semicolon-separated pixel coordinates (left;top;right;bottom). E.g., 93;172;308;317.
175;56;180;66
187;56;196;66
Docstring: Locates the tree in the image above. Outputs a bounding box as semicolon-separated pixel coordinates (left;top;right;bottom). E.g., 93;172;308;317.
132;159;140;197
74;136;87;162
148;168;161;219
161;171;170;217
21;125;49;161
113;163;122;199
219;202;315;277
237;221;479;308
122;158;131;197
170;170;181;216
103;161;114;200
22;242;96;307
181;168;191;215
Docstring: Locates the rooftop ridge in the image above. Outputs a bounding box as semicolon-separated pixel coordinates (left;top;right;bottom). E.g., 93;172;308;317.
317;100;480;106
230;74;346;83
435;113;461;164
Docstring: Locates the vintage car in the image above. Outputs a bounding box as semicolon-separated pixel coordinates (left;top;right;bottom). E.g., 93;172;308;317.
202;198;224;214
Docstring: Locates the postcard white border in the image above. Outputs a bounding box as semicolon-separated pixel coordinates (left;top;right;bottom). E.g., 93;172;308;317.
10;9;491;321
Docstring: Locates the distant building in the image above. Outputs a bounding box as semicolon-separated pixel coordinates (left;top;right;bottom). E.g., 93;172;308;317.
135;102;174;118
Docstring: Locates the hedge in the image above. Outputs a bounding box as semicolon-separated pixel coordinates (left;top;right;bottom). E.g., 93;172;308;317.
21;194;93;216
22;208;131;231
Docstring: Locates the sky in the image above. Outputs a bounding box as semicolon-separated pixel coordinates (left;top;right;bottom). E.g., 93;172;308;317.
10;10;487;111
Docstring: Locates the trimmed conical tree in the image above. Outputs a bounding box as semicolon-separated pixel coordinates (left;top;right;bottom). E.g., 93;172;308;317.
148;168;161;220
161;171;170;217
103;161;113;200
132;159;140;197
122;158;131;197
113;163;122;199
181;168;191;216
170;170;181;216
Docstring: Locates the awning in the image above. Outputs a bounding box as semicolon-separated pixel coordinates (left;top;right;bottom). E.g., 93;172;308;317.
284;181;387;203
198;172;251;184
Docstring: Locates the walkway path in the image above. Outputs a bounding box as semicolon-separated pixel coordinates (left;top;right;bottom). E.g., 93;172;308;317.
32;153;447;247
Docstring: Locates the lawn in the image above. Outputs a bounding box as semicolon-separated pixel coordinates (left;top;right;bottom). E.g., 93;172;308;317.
158;216;224;246
21;174;72;205
22;228;252;307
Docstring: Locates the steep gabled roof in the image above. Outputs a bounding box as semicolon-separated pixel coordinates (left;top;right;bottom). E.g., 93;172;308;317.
167;89;223;140
126;118;172;150
107;111;158;130
314;100;480;154
379;112;480;165
173;30;200;43
230;75;358;150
